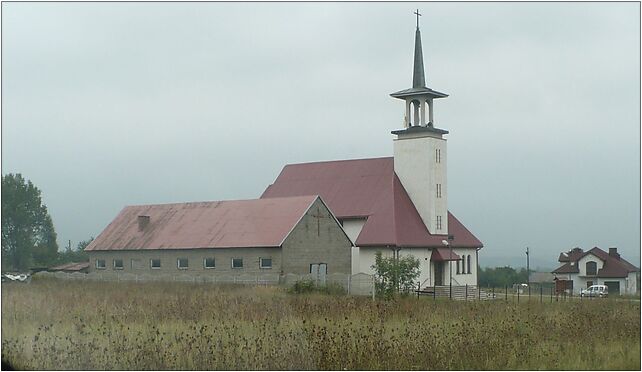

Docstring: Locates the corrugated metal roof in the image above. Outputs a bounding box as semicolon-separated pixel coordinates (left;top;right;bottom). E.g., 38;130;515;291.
261;157;483;248
85;195;318;251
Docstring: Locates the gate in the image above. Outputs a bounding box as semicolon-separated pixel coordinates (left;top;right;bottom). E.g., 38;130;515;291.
604;281;620;295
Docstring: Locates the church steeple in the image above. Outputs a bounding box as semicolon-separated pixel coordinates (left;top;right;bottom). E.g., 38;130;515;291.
390;10;450;236
391;10;448;130
412;26;425;89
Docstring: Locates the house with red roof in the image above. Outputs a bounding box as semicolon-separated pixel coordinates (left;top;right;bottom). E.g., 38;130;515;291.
84;19;483;289
552;247;639;295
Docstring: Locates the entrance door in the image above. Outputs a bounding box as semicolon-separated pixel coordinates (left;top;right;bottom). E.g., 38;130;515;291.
434;262;444;286
310;263;327;286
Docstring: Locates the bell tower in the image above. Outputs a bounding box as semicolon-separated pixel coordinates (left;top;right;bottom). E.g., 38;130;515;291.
391;10;449;235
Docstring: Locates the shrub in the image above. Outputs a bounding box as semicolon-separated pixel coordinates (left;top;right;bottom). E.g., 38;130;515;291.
289;280;346;295
371;251;420;298
290;279;316;294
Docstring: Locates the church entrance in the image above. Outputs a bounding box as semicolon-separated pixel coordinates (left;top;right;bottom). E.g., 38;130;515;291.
434;262;444;286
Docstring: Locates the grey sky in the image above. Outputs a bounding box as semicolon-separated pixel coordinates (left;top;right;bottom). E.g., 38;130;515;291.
2;2;639;269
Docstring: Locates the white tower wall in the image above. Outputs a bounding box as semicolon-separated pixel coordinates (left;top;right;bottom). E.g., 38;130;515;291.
393;132;447;234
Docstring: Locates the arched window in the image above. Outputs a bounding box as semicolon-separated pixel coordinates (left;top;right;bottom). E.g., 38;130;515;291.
586;261;597;276
456;259;460;274
467;255;472;274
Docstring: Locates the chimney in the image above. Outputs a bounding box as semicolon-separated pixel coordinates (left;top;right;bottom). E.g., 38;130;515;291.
138;215;150;231
609;247;620;259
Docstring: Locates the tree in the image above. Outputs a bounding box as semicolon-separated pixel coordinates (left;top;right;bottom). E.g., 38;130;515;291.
371;251;420;298
1;174;58;270
478;266;528;288
57;238;93;264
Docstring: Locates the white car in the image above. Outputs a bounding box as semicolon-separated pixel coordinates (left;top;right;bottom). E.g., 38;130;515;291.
580;284;608;298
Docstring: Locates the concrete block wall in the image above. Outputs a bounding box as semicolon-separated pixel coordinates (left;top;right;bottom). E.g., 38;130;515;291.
87;247;282;278
281;198;353;275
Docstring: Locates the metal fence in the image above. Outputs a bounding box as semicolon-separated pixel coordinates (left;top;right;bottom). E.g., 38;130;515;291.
415;283;639;303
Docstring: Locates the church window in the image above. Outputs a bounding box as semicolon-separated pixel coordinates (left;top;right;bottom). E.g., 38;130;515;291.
96;259;106;269
436;216;442;230
204;257;215;269
232;258;244;269
150;259;161;269
436;184;442;198
467;255;472;274
456;259;460;274
260;258;272;269
177;258;189;269
113;259;124;270
436;149;441;163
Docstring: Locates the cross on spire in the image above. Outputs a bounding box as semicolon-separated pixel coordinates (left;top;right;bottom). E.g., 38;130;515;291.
414;9;421;29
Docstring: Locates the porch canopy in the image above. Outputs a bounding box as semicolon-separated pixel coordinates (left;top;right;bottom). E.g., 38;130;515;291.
431;248;461;262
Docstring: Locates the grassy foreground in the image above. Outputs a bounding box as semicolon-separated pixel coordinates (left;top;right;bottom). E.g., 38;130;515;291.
2;279;640;370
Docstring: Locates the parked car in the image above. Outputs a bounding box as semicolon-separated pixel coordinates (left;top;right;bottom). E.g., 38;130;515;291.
580;284;608;298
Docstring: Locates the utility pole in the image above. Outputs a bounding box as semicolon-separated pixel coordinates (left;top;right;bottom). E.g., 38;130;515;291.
526;246;530;297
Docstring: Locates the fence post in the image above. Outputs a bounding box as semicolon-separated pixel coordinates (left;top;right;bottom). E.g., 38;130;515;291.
433;285;436;301
348;275;351;295
550;287;553;303
517;287;520;303
372;275;376;301
417;282;420;299
478;285;481;300
505;285;508;301
540;286;543;303
492;287;495;299
465;284;468;301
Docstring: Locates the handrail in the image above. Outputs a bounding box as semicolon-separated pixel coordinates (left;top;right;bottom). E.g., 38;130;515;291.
420;277;431;289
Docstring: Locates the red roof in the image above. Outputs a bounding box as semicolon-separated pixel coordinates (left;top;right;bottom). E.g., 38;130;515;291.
431;248;461;262
261;157;483;248
85;196;319;251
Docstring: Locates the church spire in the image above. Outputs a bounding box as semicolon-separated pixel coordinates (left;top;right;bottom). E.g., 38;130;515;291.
412;11;426;89
390;9;448;129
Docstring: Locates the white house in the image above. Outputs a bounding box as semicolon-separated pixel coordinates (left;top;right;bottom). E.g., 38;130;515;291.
552;247;639;295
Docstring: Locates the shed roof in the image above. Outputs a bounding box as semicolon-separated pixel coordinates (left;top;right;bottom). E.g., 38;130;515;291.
261;157;483;248
50;262;90;271
85;195;319;251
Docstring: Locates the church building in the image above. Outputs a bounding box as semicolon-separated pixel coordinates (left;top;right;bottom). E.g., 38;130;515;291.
85;18;483;289
261;21;483;287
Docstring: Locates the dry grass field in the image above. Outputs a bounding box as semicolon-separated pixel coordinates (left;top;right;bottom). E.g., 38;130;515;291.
1;279;640;370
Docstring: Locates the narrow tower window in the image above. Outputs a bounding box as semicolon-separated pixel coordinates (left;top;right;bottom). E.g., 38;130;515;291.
436;216;442;230
436;184;442;198
436;149;441;163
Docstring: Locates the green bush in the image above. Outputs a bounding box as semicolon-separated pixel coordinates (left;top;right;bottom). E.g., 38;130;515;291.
289;280;346;295
290;279;316;294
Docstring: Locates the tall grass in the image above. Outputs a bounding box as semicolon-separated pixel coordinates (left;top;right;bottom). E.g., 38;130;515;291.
2;279;639;370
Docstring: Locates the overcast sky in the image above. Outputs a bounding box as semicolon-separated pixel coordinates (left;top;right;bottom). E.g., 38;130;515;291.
2;2;639;269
